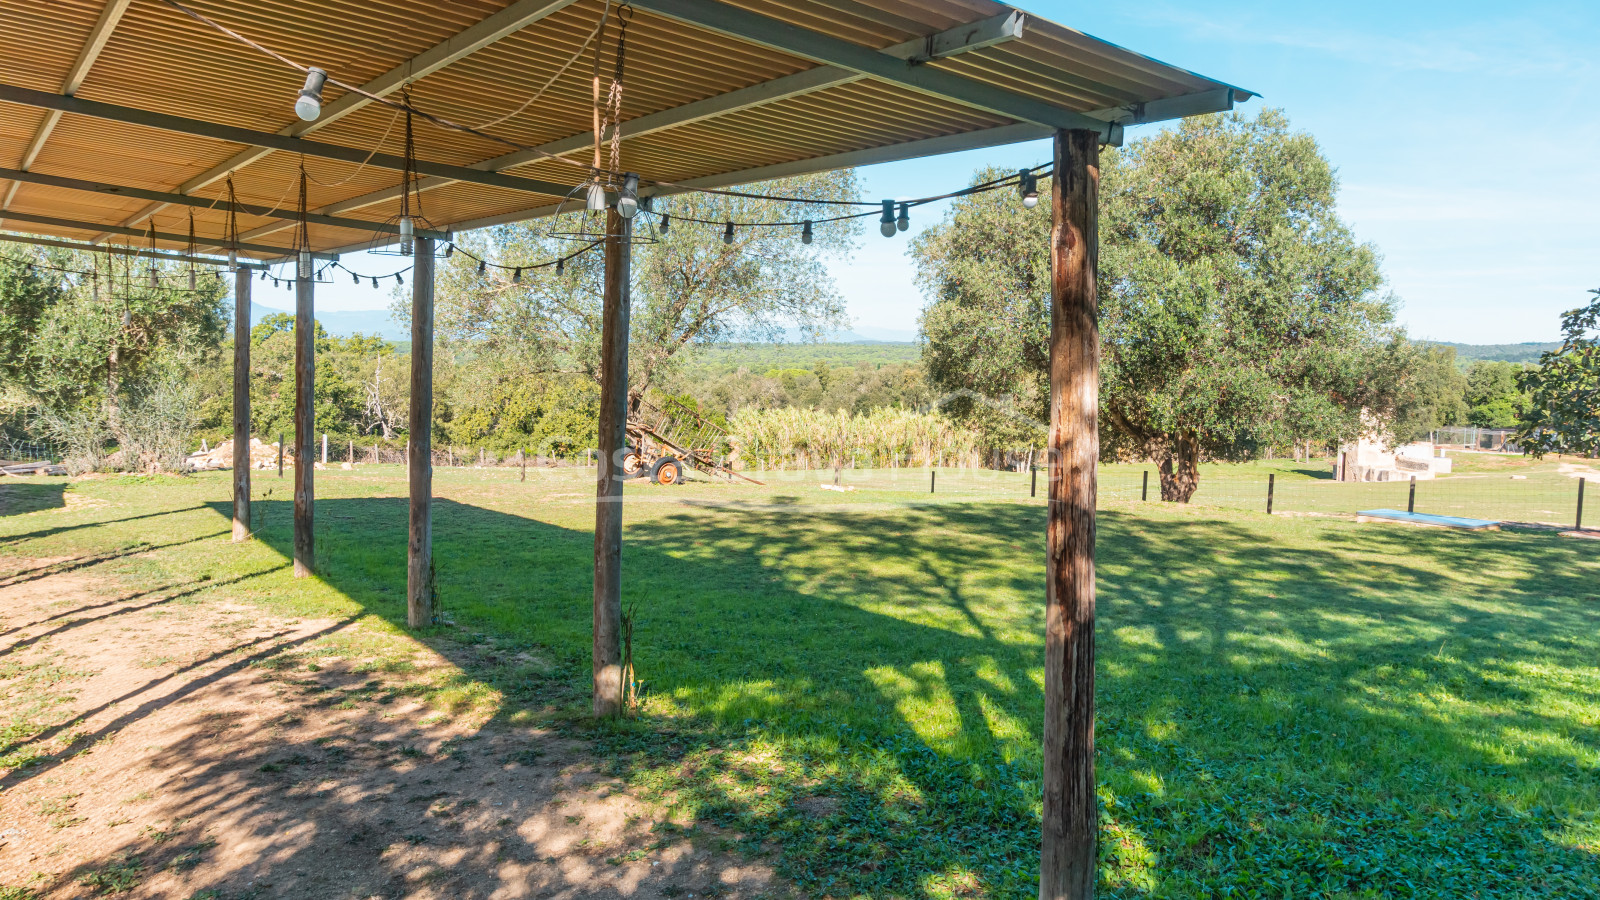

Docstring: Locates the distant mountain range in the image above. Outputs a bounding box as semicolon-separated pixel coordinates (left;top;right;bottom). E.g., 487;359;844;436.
1420;341;1561;364
251;303;406;340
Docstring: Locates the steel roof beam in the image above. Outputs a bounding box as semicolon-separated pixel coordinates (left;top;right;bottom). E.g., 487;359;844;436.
0;84;580;200
105;0;581;234
0;0;134;225
238;12;1028;240
0;209;330;260
0;166;445;240
624;0;1121;138
0;232;248;268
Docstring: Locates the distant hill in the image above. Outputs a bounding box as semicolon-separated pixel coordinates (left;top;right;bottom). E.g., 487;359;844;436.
683;341;921;373
250;302;405;341
1422;341;1560;364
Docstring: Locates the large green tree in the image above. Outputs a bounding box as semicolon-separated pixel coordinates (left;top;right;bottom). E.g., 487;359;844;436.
915;110;1407;500
1516;289;1600;457
1463;360;1531;428
418;170;861;409
1392;343;1469;442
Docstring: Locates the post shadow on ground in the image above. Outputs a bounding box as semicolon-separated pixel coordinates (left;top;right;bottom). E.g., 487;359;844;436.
0;480;66;517
41;494;1598;898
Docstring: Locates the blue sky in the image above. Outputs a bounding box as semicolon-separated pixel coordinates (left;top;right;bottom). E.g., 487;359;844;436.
272;0;1598;345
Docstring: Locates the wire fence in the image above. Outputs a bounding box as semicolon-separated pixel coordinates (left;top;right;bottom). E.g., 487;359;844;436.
0;436;59;463
742;464;1592;529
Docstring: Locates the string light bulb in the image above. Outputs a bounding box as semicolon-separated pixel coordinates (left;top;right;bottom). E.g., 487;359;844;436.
658;214;670;236
879;200;897;238
443;243;453;259
801;221;813;245
512;267;522;284
371;277;379;289
555;257;565;276
586;180;607;212
395;273;403;286
616;173;640;219
295;67;328;121
897;202;910;232
1020;170;1039;209
723;221;735;245
399;216;415;256
351;271;359;285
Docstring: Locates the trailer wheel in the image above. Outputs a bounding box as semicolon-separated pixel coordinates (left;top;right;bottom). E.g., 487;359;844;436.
651;457;683;486
622;448;645;478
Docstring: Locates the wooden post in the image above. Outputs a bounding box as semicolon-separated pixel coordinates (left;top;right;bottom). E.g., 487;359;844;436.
930;470;936;493
348;438;353;464
408;236;436;628
321;432;328;465
1032;464;1038;498
1041;127;1100;900
593;208;631;719
277;433;284;477
1576;477;1585;530
1407;475;1417;514
520;448;527;482
1266;473;1275;515
231;267;251;542
1141;469;1149;501
292;269;314;577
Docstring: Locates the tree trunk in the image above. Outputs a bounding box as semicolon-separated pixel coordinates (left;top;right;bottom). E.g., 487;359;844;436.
1158;434;1200;503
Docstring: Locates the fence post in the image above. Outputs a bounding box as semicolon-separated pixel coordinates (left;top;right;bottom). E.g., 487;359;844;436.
1408;475;1417;514
277;433;284;478
520;448;527;482
1141;470;1149;501
930;470;936;494
1578;477;1586;531
1032;465;1038;498
321;433;327;465
347;439;353;464
1266;473;1275;515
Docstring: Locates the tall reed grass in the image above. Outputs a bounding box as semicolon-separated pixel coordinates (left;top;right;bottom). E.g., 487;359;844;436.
730;407;980;469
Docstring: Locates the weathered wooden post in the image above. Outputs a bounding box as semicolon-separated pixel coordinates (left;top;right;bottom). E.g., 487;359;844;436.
321;432;328;465
1141;469;1149;501
1407;475;1417;514
593;207;631;718
520;448;527;482
1266;473;1276;515
1032;464;1038;498
1576;477;1585;531
293;266;315;577
277;433;284;477
408;236;436;627
231;267;251;542
348;438;353;464
1041;127;1100;900
930;470;936;493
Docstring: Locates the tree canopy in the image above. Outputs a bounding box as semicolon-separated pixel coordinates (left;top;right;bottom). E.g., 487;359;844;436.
915;110;1408;500
1516;289;1600;457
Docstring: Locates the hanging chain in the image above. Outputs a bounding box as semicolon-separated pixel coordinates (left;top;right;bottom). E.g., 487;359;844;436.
605;5;631;180
225;177;241;249
400;86;415;223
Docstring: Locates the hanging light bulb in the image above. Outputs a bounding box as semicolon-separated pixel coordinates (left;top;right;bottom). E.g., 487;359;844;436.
189;268;197;291
586;180;607;212
801;221;813;245
512;267;522;284
395;273;403;286
897;202;910;232
555;257;565;277
371;277;379;289
227;248;238;271
723;221;735;245
477;259;487;276
658;214;670;236
616;173;640;219
272;278;280;288
351;270;359;285
879;200;897;238
398;216;415;256
259;269;269;282
1020;170;1040;209
443;243;454;259
149;265;159;289
297;249;313;280
295;67;328;121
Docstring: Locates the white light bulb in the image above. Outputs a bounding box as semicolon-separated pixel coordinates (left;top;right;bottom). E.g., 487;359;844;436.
1022;194;1039;209
586;181;607;212
399;216;414;256
616;173;640;219
227;249;238;271
296;68;327;121
297;250;312;280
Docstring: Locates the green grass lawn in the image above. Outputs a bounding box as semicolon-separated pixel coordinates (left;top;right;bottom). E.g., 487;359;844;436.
1;465;1597;898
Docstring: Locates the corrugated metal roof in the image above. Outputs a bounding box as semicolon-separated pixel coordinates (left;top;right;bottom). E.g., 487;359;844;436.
0;0;1251;260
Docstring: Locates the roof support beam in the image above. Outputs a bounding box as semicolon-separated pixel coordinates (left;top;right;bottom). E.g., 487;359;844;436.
0;209;330;260
239;12;1028;240
624;0;1120;137
0;83;580;199
0;232;244;268
105;0;580;233
0;166;445;240
0;0;134;225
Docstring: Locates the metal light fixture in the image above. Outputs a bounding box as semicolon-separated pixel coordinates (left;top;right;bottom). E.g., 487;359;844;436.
616;173;640;219
297;249;313;280
723;221;735;245
879;200;897;238
296;67;328;121
896;202;910;232
1020;170;1039;209
227;249;238;271
801;221;813;244
585;180;607;212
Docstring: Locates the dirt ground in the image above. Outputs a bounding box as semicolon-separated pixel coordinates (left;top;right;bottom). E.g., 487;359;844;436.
0;558;784;899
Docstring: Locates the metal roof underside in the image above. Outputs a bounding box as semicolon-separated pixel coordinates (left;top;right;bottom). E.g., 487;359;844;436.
0;0;1252;263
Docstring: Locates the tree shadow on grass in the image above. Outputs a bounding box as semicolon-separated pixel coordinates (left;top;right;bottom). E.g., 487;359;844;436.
36;494;1600;898
0;481;65;517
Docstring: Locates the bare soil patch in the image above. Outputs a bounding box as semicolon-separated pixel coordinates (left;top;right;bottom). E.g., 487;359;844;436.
0;559;784;899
